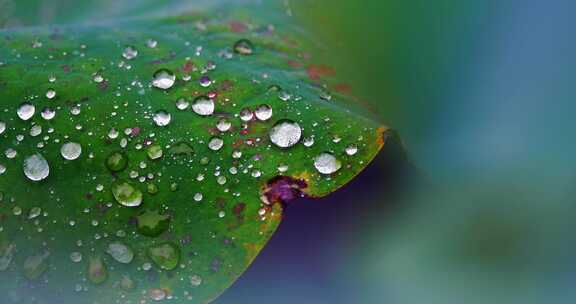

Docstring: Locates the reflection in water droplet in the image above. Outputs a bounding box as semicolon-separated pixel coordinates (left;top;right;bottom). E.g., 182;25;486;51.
60;142;82;160
23;154;50;181
41;107;55;120
314;152;342;175
240;108;253;122
152;69;176;90
255;104;273;121
176;98;189;110
17;103;35;121
0;121;5;135
208;137;224;151
112;181;143;207
233;39;254;55
269;120;302;148
45;89;56;99
122;46;138;60
191;96;215;116
345;145;358;156
153;110;171;127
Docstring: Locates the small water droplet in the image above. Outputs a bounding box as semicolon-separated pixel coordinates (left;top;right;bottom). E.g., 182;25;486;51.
41;107;55;120
106;242;134;264
153;110;171;127
199;75;212;87
146;39;158;48
148;242;180;270
17;103;35;121
255;104;273;121
240;108;254;121
233;39;254;55
152;69;176;90
314;152;342;175
345;145;358;156
216;119;231;132
122;46;138;60
147;145;163;160
269;120;302;148
176;98;189;110
60;142;82;160
45;89;56;99
191;96;215;116
23;154;49;181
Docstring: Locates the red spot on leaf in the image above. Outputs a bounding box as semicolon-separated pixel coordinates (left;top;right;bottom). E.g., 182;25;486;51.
307;64;335;81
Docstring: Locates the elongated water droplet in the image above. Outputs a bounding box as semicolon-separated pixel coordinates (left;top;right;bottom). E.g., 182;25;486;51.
0;121;5;135
314;152;342;175
269;120;301;148
152;69;176;90
216;119;231;132
60;142;82;160
191;96;214;116
23;154;49;181
87;256;108;284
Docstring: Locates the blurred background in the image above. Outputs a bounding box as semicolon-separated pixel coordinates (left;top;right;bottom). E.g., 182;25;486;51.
2;0;575;303
222;0;576;303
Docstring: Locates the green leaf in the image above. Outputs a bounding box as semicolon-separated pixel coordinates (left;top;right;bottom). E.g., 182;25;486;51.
0;1;389;303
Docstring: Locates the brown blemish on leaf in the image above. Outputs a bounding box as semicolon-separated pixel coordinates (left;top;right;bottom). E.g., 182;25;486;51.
307;64;335;81
376;126;390;148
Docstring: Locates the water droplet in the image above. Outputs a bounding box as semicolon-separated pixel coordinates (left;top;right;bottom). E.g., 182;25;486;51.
93;74;104;83
137;210;170;237
152;69;176;90
314;152;342;175
17;103;35;121
60;142;82;160
153;110;171;127
120;275;136;291
112;181;143;207
176;98;189;110
255;104;273;121
23;252;50;280
28;207;41;219
70;252;82;263
106;242;134;264
269;120;302;148
0;121;5;135
106;152;128;172
23;154;49;181
191;96;214;116
216;119;231;132
239;108;253;121
148;242;180;270
345;145;358;156
199;75;212;87
233;39;254;55
148;288;167;301
87;256;108;284
45;89;56;99
122;45;138;60
41;107;55;120
146;39;158;48
190;275;203;287
303;136;315;147
147;145;163;160
208;137;224;151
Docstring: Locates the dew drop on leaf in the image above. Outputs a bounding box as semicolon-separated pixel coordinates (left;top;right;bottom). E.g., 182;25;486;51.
60;142;82;160
152;69;176;90
23;154;50;181
122;45;138;60
269;120;302;148
191;96;215;116
153;110;171;127
112;181;143;207
106;152;128;172
17;103;35;121
208;137;224;151
314;152;342;175
233;39;254;55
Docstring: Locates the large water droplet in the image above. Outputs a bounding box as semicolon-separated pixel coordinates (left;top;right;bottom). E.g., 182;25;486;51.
112;181;143;207
233;39;254;55
153;110;171;127
216;119;231;132
191;96;215;116
269;120;302;148
23;154;49;181
314;152;342;175
152;69;176;90
60;142;82;160
122;46;138;60
106;242;134;264
17;103;35;121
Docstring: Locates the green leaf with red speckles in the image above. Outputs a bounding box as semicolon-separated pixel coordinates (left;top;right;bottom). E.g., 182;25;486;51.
0;1;389;303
